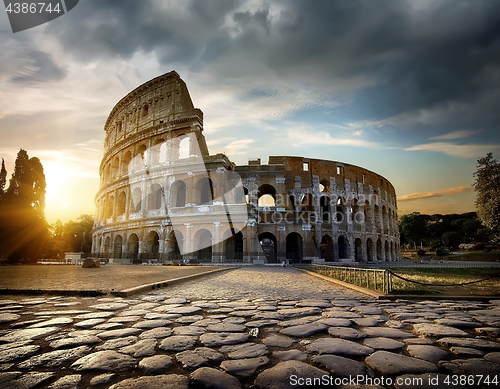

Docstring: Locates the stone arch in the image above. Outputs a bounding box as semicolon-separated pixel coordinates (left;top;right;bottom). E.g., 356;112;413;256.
286;232;303;264
335;197;345;223
128;233;139;263
224;229;243;261
385;240;390;261
257;184;276;207
351;198;362;229
111;157;120;179
131;188;142;212
376;239;383;261
148;183;162;210
382;206;389;234
390;241;394;262
374;204;381;233
338;236;348;259
103;236;111;256
354;238;363;262
146;231;160;257
320;196;331;222
107;195;114;218
259;232;277;263
136;144;148;168
319;179;330;193
114;235;123;259
364;200;372;231
196;177;214;205
320;235;334;262
171;180;187;207
152;138;166;165
122;151;132;175
178;134;190;160
301;193;314;212
117;191;126;216
194;229;213;262
366;238;374;262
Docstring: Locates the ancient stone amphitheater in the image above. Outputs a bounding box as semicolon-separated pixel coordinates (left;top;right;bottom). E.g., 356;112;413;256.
92;71;400;264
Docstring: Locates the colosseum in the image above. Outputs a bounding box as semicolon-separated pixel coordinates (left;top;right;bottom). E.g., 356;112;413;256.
92;71;400;264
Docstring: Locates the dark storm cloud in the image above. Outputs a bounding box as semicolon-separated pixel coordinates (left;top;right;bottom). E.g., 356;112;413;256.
46;0;500;137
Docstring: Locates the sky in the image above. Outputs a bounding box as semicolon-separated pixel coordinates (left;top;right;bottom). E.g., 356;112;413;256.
1;0;500;224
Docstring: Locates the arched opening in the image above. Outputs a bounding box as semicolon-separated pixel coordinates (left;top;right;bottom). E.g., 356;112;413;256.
111;157;119;179
117;192;126;216
374;204;381;233
159;142;167;163
390;241;394;262
170;180;186;208
146;231;160;260
336;197;345;223
301;193;313;212
354;238;363;262
195;229;212;262
286;232;303;264
148;184;162;210
225;230;243;261
122;151;132;175
338;236;348;259
167;230;183;260
178;135;190;160
107;196;114;219
320;196;331;222
385;240;390;261
196;177;214;205
320;235;334;262
377;239;383;261
366;238;373;262
257;184;276;207
103;236;111;257
114;235;123;259
259;232;277;263
137;144;148;168
319;179;330;193
382;206;389;234
131;188;142;212
152;139;165;165
128;234;139;264
364;201;371;231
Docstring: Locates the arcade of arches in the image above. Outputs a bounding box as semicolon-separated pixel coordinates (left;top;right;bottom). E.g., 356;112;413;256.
92;71;400;264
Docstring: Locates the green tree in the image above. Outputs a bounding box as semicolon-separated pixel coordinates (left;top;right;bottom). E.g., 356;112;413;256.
473;153;500;243
0;150;48;262
399;212;428;247
0;158;6;201
462;218;483;240
442;230;462;249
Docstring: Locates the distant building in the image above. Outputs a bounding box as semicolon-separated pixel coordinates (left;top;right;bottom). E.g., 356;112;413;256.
92;71;400;264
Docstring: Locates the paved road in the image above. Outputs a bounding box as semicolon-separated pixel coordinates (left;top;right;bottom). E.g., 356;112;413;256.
0;267;499;389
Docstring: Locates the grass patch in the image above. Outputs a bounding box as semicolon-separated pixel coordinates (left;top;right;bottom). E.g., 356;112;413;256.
388;267;500;296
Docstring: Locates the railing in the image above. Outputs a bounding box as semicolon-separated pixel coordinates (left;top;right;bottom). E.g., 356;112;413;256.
304;264;392;294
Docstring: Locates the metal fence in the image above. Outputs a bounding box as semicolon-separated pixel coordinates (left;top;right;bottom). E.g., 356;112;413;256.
304;264;392;294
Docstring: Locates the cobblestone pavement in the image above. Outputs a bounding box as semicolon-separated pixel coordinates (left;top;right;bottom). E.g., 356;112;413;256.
0;267;499;389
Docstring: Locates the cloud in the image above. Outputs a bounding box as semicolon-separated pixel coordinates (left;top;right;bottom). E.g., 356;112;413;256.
405;142;500;158
398;186;472;202
286;128;382;149
430;130;476;140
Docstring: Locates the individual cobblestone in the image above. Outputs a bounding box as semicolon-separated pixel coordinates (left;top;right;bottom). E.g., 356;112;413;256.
0;266;498;388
